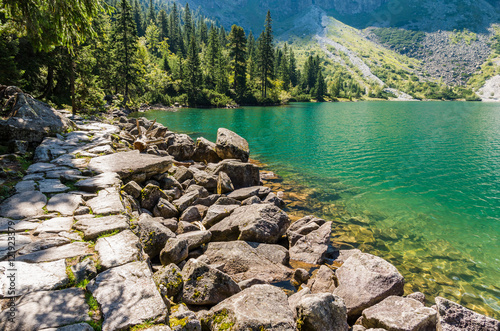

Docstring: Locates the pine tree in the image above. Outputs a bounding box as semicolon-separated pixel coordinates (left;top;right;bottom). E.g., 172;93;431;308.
157;9;168;41
147;0;156;26
289;47;297;87
228;25;247;101
219;27;227;49
183;3;194;46
112;0;139;102
185;35;201;105
168;3;184;55
257;10;274;98
204;26;219;89
198;19;209;45
145;22;160;57
133;0;145;37
246;31;258;88
313;69;326;101
279;43;291;90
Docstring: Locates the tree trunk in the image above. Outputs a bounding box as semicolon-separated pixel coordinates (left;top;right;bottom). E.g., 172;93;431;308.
70;53;76;116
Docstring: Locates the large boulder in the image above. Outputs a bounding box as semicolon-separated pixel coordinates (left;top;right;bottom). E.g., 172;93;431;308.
362;296;437;331
202;204;239;228
154;198;179;218
289;291;349;331
160;238;189;265
153;264;184;300
197;241;293;283
227;186;271;201
289;221;333;264
287;215;325;247
200;284;296;330
209;203;290;244
215;128;250;162
207;159;260;189
0;91;72;144
181;259;240;305
87;150;174;181
435;296;500;331
141;184;170;211
170;303;202;331
137;218;176;258
333;252;405;320
192;137;221;164
177;231;212;250
166;134;195;161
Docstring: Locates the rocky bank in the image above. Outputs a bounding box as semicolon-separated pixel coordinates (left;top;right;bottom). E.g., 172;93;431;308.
0;101;499;330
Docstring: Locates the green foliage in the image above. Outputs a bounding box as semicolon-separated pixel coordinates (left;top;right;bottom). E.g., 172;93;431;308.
228;25;247;101
257;11;275;98
449;29;477;45
372;28;425;54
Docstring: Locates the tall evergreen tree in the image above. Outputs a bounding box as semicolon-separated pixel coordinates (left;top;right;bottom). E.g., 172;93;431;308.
185;35;201;104
257;10;274;98
204;26;219;89
279;43;291;90
228;25;247;100
168;3;183;55
133;0;145;36
157;9;168;41
313;69;326;101
183;3;194;45
246;31;258;88
289;47;297;87
198;19;209;44
112;0;138;101
219;26;227;49
147;0;156;26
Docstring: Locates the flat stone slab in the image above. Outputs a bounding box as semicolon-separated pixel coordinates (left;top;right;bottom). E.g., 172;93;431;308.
75;172;121;192
88;150;174;180
46;193;83;216
15;180;37;193
16;242;89;263
96;230;143;270
0;191;47;219
45;168;82;180
27;162;57;173
74;215;129;240
0;259;69;297
17;236;70;255
34;217;73;234
39;179;70;194
87;144;114;155
86;188;125;215
0;288;90;330
0;218;39;233
0;233;32;260
87;261;168;331
41;322;95;331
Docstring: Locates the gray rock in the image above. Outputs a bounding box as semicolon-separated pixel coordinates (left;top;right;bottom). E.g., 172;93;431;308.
122;180;142;199
39;179;70;193
333;248;363;264
87;261;168;331
294;268;310;284
15;180;36;193
179;206;202;223
0;288;89;331
27;162;57;173
41;322;95;331
264;192;285;208
153;263;184;300
23;173;45;181
0;260;69;297
407;292;426;304
16;242;89;263
435;296;500;331
17;236;70;255
238;278;268;290
241;195;262;205
216;171;234;194
207;159;260;189
34;145;51;162
362;296;437;331
141;184;170;211
76;172;121;192
305;265;337;293
191;168;218;191
173;166;194;183
96;230;143;270
287;215;325;247
87;150;174;180
0;191;47;219
214;196;241;206
86;188;125;215
71;258;97;284
173;191;200;212
201;284;295;330
333;252;405;319
157;174;183;191
160;238;189;265
177;231;212;250
46;193;83;216
227;186;271;201
177;221;200;234
170;303;201;331
202;204;239;228
248;241;290;265
45;168;83;181
153;198;179;218
0;218;39;232
0;234;32;259
34;217;73;234
198;241;293;283
192;137;221;164
182;258;240;305
289;221;332;264
166;134;195;160
138;218;176;258
86;144;114;155
73;214;129;240
215;128;250;162
290;292;349;331
209;203;290;244
185;184;210;198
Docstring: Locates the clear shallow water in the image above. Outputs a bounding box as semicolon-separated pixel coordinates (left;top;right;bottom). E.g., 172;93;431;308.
135;101;500;317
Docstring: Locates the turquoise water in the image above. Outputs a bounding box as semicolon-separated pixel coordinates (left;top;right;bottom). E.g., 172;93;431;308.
134;101;500;317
